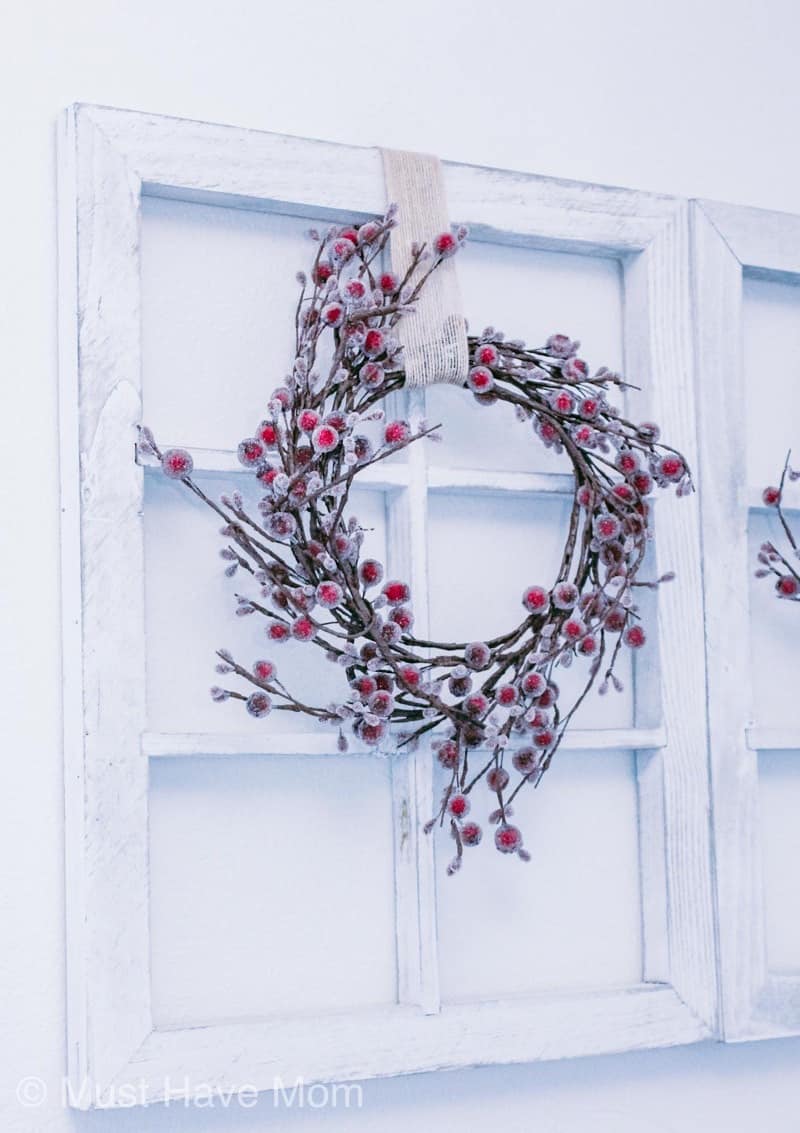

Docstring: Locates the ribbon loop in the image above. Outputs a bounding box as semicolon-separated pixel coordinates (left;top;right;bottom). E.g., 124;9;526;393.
380;149;469;388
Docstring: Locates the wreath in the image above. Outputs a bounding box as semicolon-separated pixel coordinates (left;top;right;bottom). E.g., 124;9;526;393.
140;208;692;873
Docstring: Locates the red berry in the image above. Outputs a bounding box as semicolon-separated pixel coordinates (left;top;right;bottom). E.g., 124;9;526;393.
355;675;377;698
253;660;276;682
316;581;343;608
623;624;647;649
259;421;279;447
464;642;491;670
461;821;483;847
495;824;523;854
312;261;333;286
497;684;518;706
523;585;550;615
369;689;394;717
512;748;539;776
266;622;290;644
385;420;412;446
553;390;575;414
359;559;384;587
383;580;410;605
604;607;626;632
359;719;386;746
161;448;193;478
343;278;367;303
763;486;782;507
777;575;799;598
467;366;494;394
616;450;639;476
390;606;414;632
563;616;586;641
448;793;470;818
321;302;345;327
398;665;420;689
437;740;459;769
487;767;509;792
312;424;340;453
246;691;271;717
298;409;320;433
291;616;316;642
364;329;385;357
522;671;546;697
465;693;488;717
475;343;499;366
533;727;555;748
434;231;458;257
360;362;385;389
379;271;399;294
658;454;685;482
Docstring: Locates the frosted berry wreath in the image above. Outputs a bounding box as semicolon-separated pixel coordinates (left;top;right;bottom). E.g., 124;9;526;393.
140;207;692;873
756;452;800;603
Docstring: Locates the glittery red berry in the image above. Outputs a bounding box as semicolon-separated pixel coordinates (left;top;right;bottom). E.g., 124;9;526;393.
437;740;459;769
464;641;491;670
364;329;385;357
291;616;316;642
360;362;385;389
312;424;340;453
266;622;290;644
383;580;410;605
448;793;470;818
497;684;518;706
316;581;343;608
246;691;271;717
512;747;539;776
321;302;345;327
298;409;320;433
632;471;654;496
495;824;523;854
777;575;799;598
522;585;550;615
468;366;494;394
380;271;399;294
259;421;279;447
434;231;458;257
658;454;685;482
465;693;488;716
359;559;384;587
253;660;276;682
487;767;510;792
399;664;421;689
384;420;411;446
522;671;546;697
161;448;193;478
623;624;647;649
461;821;483;847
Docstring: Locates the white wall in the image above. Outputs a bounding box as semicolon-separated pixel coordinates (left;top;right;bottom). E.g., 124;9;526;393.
2;1;800;1130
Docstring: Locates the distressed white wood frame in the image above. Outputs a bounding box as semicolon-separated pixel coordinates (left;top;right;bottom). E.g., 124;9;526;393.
693;199;800;1041
58;103;716;1109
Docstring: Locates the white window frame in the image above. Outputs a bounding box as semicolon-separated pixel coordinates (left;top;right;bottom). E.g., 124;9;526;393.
693;199;800;1041
58;103;717;1108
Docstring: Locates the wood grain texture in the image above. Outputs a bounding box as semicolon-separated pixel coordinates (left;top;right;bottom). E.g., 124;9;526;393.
59;103;720;1107
692;200;800;1042
103;984;709;1108
141;727;667;758
60;106;153;1096
698;198;800;280
623;202;718;1030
